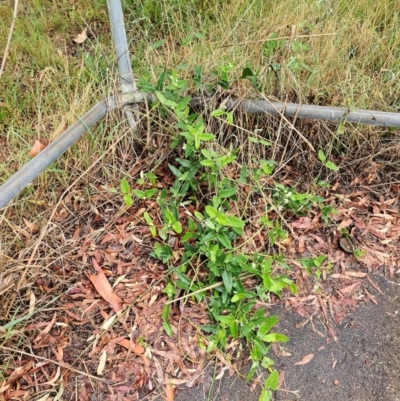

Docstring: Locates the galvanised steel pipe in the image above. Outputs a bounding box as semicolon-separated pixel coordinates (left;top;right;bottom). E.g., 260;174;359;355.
0;92;154;209
107;0;137;128
0;92;152;210
128;94;400;127
107;0;137;94
0;98;112;209
221;99;400;128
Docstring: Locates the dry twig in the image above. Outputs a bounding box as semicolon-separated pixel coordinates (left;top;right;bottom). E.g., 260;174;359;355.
0;0;19;77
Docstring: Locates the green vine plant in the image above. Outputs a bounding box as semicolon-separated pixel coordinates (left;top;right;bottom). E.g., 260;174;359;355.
118;65;338;401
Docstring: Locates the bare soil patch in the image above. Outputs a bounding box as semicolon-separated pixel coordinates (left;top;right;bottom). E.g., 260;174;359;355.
273;276;400;401
166;275;400;401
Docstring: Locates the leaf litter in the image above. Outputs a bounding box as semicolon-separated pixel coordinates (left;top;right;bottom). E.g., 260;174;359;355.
1;165;399;400
294;354;315;366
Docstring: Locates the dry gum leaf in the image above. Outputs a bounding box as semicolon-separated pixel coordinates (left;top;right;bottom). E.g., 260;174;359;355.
87;258;123;312
164;384;175;401
117;339;145;356
97;350;107;376
294;353;315;365
73;28;87;44
29;139;48;157
292;217;313;229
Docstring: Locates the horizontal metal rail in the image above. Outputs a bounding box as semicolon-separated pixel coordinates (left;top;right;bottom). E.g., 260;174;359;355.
222;99;400;127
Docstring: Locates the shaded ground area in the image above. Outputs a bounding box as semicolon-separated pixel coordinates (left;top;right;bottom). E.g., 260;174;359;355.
171;275;400;401
172;371;260;401
273;275;400;401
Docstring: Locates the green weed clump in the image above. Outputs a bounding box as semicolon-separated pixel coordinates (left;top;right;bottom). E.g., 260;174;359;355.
119;66;339;399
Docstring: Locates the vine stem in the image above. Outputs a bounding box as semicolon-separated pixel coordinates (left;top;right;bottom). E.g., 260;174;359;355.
166;273;254;305
0;0;19;78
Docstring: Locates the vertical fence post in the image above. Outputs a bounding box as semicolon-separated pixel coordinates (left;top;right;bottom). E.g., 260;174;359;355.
106;0;138;128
